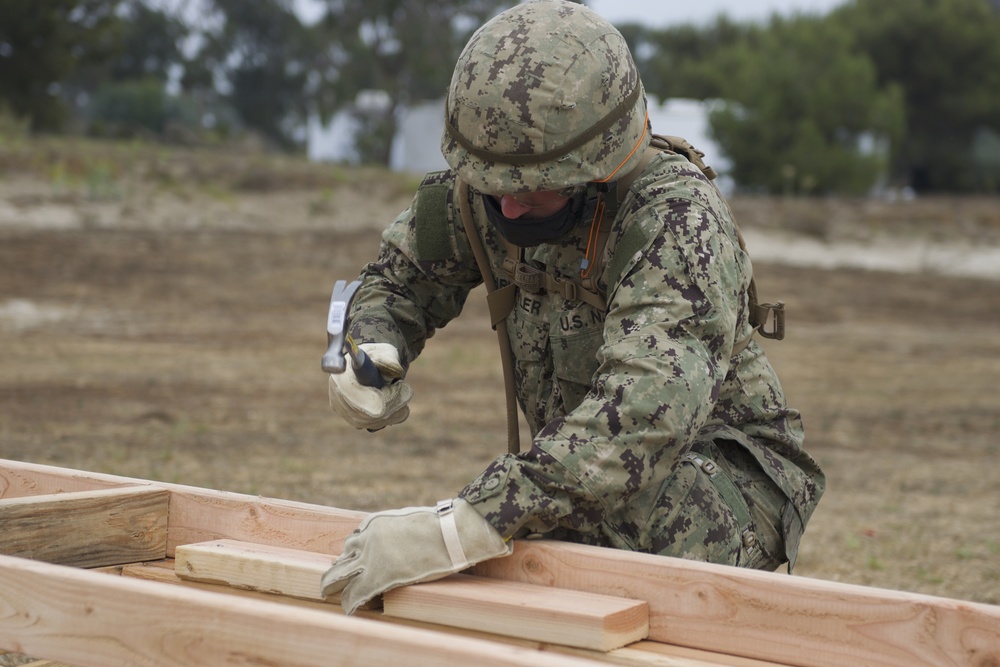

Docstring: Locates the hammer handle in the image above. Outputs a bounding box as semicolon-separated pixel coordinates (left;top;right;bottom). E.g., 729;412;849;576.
350;346;387;389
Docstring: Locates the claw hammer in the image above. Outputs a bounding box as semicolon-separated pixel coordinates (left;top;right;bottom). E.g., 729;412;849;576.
321;280;386;389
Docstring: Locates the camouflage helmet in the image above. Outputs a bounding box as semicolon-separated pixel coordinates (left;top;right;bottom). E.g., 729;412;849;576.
441;0;650;195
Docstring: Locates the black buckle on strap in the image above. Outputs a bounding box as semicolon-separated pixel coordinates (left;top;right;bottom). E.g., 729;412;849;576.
757;302;786;340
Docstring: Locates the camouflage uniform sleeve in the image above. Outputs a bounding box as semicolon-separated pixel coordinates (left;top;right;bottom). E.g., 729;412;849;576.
346;171;482;366
461;184;750;548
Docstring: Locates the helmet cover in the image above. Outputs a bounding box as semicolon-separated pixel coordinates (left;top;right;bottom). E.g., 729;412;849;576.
441;0;649;194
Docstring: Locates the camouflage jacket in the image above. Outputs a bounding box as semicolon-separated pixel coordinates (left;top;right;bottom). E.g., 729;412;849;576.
347;151;825;559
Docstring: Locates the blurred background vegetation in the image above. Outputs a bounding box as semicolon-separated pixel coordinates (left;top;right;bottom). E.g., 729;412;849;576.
1;0;999;195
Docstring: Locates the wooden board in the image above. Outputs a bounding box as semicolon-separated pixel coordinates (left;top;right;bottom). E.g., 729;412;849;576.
0;458;364;555
0;486;168;568
472;539;1000;667
0;553;616;667
3;459;1000;667
175;539;332;600
125;562;764;667
174;539;649;652
384;574;648;652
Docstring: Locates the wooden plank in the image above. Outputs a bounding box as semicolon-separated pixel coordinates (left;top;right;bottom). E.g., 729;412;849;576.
0;554;612;667
174;539;649;652
0;486;168;568
626;642;797;667
0;459;364;555
174;539;332;600
471;540;1000;667
384;574;648;652
123;563;761;667
123;560;336;612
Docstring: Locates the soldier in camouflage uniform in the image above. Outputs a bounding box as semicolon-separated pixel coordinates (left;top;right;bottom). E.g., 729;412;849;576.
321;0;825;615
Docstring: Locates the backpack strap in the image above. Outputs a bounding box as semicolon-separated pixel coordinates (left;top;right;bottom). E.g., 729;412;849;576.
457;178;522;455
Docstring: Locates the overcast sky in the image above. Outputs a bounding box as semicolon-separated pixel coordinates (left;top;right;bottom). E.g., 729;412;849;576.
293;1;849;29
587;0;848;26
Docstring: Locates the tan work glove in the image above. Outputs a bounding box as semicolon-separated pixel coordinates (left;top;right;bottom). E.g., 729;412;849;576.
328;342;412;430
320;498;512;614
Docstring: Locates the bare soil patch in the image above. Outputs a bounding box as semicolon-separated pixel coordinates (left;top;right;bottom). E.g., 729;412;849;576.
1;138;998;607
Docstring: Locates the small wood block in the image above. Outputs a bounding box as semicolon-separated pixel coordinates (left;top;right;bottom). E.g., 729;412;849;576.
175;539;332;600
0;486;168;568
383;573;649;652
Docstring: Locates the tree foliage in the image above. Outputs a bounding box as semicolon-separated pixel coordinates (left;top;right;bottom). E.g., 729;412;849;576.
631;0;1000;194
831;0;1000;192
622;17;753;101
312;0;509;163
109;1;187;83
707;16;904;195
61;1;190;137
0;0;125;131
189;0;322;150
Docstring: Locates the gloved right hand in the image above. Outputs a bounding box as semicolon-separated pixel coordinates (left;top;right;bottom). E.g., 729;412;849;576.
328;342;413;430
320;498;512;614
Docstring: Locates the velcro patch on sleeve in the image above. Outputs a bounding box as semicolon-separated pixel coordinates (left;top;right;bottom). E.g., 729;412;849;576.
606;220;655;291
413;181;454;262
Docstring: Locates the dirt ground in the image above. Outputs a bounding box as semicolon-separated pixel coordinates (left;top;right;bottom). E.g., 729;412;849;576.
1;137;998;608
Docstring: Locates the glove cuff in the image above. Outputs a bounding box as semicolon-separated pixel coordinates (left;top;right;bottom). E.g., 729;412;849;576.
440;497;511;567
436;499;470;569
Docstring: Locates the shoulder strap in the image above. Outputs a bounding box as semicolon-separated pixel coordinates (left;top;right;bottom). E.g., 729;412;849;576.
456;179;522;455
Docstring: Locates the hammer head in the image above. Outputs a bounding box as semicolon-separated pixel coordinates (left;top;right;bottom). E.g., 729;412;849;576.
321;279;361;374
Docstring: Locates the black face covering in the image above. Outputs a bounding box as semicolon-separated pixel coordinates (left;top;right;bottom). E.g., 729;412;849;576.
482;193;584;247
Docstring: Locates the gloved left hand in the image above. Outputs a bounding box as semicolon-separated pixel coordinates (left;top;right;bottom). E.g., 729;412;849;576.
320;498;511;614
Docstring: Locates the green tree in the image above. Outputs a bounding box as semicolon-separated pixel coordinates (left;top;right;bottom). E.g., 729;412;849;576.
0;0;125;131
110;1;188;83
832;0;1000;192
314;0;510;164
707;16;904;195
63;1;191;138
621;17;754;102
190;0;322;150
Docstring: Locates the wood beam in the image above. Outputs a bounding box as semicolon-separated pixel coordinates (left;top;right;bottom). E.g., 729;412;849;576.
0;554;612;667
384;574;648;652
471;540;1000;667
0;486;168;568
174;539;332;601
0;458;364;555
123;562;770;667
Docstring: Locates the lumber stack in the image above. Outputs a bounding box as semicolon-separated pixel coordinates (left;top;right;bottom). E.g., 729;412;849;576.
0;458;998;667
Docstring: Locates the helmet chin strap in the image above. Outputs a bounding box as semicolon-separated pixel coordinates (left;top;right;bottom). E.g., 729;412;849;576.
578;119;650;277
580;182;617;279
